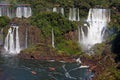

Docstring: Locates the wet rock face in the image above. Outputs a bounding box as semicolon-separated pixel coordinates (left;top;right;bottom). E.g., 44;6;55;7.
28;26;41;45
17;26;39;49
10;18;41;48
19;26;41;48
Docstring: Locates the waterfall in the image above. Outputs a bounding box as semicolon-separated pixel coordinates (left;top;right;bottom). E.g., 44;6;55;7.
23;7;28;18
23;7;32;18
0;4;32;18
53;7;57;12
15;26;20;53
7;7;9;17
77;8;80;21
78;26;81;44
16;7;22;18
52;28;55;48
4;28;11;51
9;26;15;53
53;7;64;16
0;7;2;16
4;26;21;54
69;8;80;21
69;8;72;21
79;8;110;50
61;7;64;16
73;8;76;21
16;6;32;18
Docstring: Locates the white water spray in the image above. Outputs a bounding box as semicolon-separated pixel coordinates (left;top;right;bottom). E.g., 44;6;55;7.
9;26;15;53
15;26;20;53
4;26;21;54
79;8;110;50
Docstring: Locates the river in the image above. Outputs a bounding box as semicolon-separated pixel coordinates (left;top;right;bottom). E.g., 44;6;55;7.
0;54;93;80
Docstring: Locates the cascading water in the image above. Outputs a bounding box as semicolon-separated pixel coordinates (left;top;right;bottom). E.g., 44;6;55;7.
15;26;20;53
77;8;80;21
16;6;32;18
79;8;110;50
4;28;11;51
0;5;14;18
61;7;64;16
0;3;32;18
4;25;21;54
53;7;64;16
0;7;1;16
25;27;28;48
23;6;32;18
53;7;57;12
52;28;55;48
69;8;80;21
6;7;13;18
16;7;22;18
78;26;81;44
9;26;15;53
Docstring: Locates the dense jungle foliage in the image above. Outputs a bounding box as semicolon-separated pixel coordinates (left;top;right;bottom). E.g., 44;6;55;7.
0;0;120;53
0;0;120;55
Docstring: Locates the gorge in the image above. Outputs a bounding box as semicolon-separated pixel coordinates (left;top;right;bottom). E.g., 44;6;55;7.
0;0;120;80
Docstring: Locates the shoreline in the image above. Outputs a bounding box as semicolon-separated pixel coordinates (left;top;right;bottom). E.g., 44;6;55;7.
17;53;116;80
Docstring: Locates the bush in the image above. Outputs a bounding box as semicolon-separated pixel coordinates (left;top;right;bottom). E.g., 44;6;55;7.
57;40;82;55
0;16;10;28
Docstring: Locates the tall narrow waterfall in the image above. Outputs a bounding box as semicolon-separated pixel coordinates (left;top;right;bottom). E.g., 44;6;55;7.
69;8;80;21
4;26;21;54
15;26;20;53
0;7;2;16
78;26;81;44
52;28;55;48
79;8;110;50
61;7;64;16
77;8;80;21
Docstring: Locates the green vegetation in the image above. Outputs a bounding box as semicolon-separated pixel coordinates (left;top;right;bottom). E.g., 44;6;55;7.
30;11;81;55
0;16;10;28
98;66;120;80
31;12;77;37
57;40;82;55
